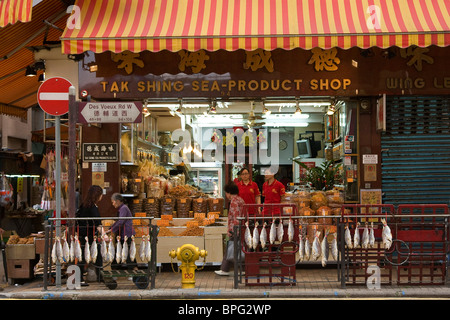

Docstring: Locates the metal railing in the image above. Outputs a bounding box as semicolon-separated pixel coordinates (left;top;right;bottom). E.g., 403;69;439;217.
43;216;158;291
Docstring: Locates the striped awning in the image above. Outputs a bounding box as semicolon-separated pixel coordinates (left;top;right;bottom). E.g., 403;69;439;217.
62;0;450;54
0;0;32;27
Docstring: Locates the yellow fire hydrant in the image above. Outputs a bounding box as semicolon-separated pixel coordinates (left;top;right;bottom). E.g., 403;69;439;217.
169;243;207;289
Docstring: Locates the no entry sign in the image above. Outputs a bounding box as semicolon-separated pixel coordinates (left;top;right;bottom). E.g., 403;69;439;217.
37;77;73;116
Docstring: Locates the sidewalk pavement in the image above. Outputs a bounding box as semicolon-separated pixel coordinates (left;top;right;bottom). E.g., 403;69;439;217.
1;266;450;300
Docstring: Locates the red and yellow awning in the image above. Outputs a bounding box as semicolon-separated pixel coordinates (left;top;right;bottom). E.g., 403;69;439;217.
0;0;32;27
61;0;450;54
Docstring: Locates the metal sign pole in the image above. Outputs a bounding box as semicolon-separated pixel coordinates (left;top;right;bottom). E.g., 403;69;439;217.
55;115;61;288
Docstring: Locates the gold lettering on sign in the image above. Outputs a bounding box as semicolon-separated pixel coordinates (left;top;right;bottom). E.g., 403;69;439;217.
308;48;341;72
178;50;210;73
399;47;434;71
243;49;274;72
111;51;144;74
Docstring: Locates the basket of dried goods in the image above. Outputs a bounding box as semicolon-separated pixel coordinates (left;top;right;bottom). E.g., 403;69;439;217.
192;197;208;214
145;197;160;218
310;191;328;210
207;197;224;215
160;195;176;216
176;197;192;218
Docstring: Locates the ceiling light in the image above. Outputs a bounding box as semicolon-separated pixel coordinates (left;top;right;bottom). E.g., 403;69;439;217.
262;102;271;115
25;66;36;77
294;100;302;116
327;103;336;115
209;100;217;113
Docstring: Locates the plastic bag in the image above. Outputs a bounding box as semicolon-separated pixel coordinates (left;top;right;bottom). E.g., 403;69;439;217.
225;240;245;263
0;174;13;206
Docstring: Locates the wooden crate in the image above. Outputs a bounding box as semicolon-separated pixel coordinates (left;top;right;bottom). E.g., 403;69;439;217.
7;259;34;279
6;244;36;260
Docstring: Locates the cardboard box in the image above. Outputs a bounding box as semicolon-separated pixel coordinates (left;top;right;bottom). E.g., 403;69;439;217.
6;244;36;260
7;259;34;279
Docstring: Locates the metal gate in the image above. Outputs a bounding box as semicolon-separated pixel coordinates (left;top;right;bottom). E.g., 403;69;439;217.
381;96;450;205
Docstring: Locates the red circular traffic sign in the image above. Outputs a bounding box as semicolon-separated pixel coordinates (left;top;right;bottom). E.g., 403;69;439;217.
37;77;73;116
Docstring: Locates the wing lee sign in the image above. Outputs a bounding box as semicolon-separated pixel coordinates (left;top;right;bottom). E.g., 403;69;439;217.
78;101;142;123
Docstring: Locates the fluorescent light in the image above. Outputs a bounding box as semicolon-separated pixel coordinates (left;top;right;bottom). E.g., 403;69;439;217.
265;102;331;107
263;122;308;127
264;113;309;119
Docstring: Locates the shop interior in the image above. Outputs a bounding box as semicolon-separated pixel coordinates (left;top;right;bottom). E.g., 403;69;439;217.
120;96;359;204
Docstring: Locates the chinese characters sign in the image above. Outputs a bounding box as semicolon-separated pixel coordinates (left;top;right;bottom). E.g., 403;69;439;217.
82;143;118;162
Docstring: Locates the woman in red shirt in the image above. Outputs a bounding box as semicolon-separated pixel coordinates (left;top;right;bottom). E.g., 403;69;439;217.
236;168;261;215
215;182;245;276
262;169;285;216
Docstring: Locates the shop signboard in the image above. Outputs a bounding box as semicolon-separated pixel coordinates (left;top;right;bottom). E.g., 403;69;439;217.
82;143;118;162
78;101;142;123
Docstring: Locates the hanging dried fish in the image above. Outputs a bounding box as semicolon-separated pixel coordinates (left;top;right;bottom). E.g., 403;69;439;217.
361;223;369;249
121;236;129;264
269;219;277;245
129;235;136;262
69;235;75;262
287;218;294;242
144;234;151;262
381;218;393;250
74;234;82;262
298;230;305;262
345;225;353;249
90;236;98;263
311;231;321;261
244;221;253;249
62;232;70;263
51;236;59;264
260;222;267;249
139;235;147;262
304;234;311;261
107;235;115;263
84;236;91;264
369;222;375;248
321;229;330;267
330;232;338;261
277;219;284;242
252;222;260;250
115;236;122;264
353;222;361;248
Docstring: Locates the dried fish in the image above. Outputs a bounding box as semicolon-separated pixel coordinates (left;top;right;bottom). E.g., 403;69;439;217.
260;222;267;249
269;219;277;245
298;230;305;262
288;218;294;242
244;221;253;249
311;231;321;261
330;232;338;261
57;236;64;263
381;218;393;250
107;235;115;263
129;235;136;262
74;234;82;262
84;236;91;264
121;236;129;263
116;236;122;264
100;232;108;262
69;235;75;262
369;222;375;248
90;236;98;263
51;236;58;264
321;229;329;267
353;222;360;248
139;235;147;262
252;222;260;250
144;234;151;262
304;235;311;261
361;223;369;249
62;233;70;263
277;219;284;242
345;225;353;249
